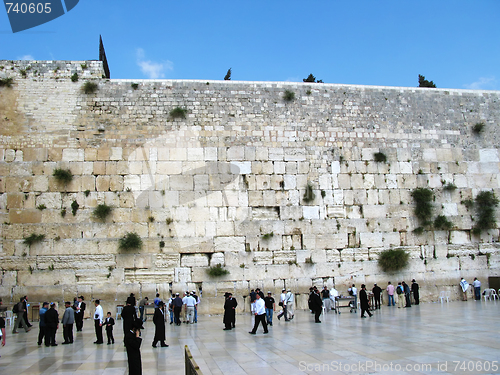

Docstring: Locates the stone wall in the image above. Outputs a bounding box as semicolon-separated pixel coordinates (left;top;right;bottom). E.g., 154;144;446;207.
1;60;500;314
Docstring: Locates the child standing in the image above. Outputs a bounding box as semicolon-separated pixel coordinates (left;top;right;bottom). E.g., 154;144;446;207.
105;312;115;345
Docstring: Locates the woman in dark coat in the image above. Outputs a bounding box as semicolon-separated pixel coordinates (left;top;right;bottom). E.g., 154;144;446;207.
359;284;373;318
125;318;143;375
152;301;168;347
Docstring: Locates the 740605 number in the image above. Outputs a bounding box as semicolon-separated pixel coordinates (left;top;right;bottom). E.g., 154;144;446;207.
5;2;52;13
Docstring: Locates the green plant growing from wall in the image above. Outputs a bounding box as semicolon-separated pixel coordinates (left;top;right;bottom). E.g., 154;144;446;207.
304;256;314;264
71;73;79;82
434;215;453;230
23;233;45;247
60;208;66;217
119;232;143;251
169;107;187;119
53;168;73;185
461;199;474;210
443;183;457;192
373;152;387;163
283;90;295;102
20;69;27;78
378;248;409;272
131;83;139;90
80;63;87;70
159;240;165;248
71;200;79;216
303;182;315;203
472;190;499;235
36;204;47;210
92;204;113;222
0;77;14;87
472;122;485;135
411;188;434;227
148;216;155;223
82;81;98;94
262;232;274;240
206;263;229;277
84;190;90;197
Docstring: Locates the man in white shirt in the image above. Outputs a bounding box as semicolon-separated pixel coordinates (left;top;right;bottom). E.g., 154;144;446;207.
472;278;481;300
183;293;197;324
285;290;294;320
348;284;358;308
277;289;289;321
249;293;268;334
93;299;104;344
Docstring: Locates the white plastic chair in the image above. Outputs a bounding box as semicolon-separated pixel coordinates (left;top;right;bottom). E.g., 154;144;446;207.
439;291;446;303
116;306;123;320
4;311;14;326
491;290;499;301
484;291;490;301
445;291;451;302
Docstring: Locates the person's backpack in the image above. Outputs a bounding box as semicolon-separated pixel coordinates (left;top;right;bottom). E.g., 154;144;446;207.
396;286;403;295
12;303;19;314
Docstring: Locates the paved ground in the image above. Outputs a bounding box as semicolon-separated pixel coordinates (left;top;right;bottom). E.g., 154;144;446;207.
0;300;499;375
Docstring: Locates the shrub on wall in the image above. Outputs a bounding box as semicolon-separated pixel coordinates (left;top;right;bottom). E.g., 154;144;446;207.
169;107;187;119
92;204;113;222
283;90;295;102
472;122;485;135
82;81;98;94
0;77;14;87
206;263;229;277
378;248;409;272
23;233;45;247
434;215;453;230
303;182;315;203
119;232;143;251
411;188;434;227
472;191;499;235
53;168;73;185
373;152;387;163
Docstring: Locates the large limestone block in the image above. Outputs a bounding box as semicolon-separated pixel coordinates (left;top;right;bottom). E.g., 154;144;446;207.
181;254;209;268
449;231;470;245
214;236;245;253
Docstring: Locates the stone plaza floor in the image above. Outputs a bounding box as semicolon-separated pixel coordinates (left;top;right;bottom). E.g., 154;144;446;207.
0;300;499;375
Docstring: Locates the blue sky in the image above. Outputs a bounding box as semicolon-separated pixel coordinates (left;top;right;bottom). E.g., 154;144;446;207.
1;0;499;90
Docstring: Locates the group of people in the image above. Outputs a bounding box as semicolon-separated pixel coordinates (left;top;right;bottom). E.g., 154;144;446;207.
460;277;483;301
385;280;420;308
165;290;201;326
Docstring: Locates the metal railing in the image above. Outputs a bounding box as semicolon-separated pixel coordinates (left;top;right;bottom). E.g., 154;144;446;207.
185;345;203;375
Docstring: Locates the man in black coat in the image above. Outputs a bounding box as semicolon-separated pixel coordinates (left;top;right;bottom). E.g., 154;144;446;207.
152;301;168;348
223;293;238;330
372;283;382;309
121;296;137;341
411;279;420;305
44;303;59;346
360;284;373;318
125;318;143;375
75;296;86;331
172;293;183;325
402;281;412;307
310;289;323;323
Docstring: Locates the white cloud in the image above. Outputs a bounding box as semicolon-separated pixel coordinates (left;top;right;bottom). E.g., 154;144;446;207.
464;76;497;90
285;76;300;82
136;48;173;79
18;55;34;60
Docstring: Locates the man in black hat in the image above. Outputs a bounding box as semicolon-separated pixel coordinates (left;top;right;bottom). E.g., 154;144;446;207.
125;318;143;375
152;301;168;348
411;279;420;305
223;293;237;330
75;296;86;331
372;283;382;309
360;284;373;318
121;296;137;342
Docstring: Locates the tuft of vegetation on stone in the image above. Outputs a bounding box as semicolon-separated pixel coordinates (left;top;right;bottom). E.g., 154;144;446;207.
119;232;143;251
206;263;229;277
169;107;187;119
23;233;45;247
92;204;113;222
411;188;434;226
472;191;499;235
82;81;98;94
0;77;14;87
71;73;79;82
71;200;79;216
53;168;73;184
434;215;453;230
303;182;315;203
378;248;409;272
472;122;484;135
283;90;295;102
131;83;139;90
373;152;387;163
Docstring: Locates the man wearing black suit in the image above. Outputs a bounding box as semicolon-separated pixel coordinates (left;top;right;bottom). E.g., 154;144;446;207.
75;296;86;331
152;301;168;348
121;296;137;342
44;303;59;346
223;293;238;330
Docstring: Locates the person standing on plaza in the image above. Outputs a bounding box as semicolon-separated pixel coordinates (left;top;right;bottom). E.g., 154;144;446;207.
37;302;49;346
411;279;420;305
460;278;469;301
359;284;373;318
191;290;200;323
18;296;33;329
172;293;183;325
372;283;382;309
277;289;289;321
0;298;6;351
138;297;148;322
402;281;411;308
167;293;175;324
386;282;395;306
153;293;162;309
285;289;294;320
348;284;358;309
12;297;30;334
75;296;86;332
264;292;275;326
223;292;238;330
321;286;331;312
249;293;268;334
472;278;481;301
44;303;59;346
183;292;197;324
125;318;144;375
61;301;75;344
121;296;137;341
93;300;104;344
396;282;405;308
310;288;323;323
152;301;168;348
105;312;115;345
